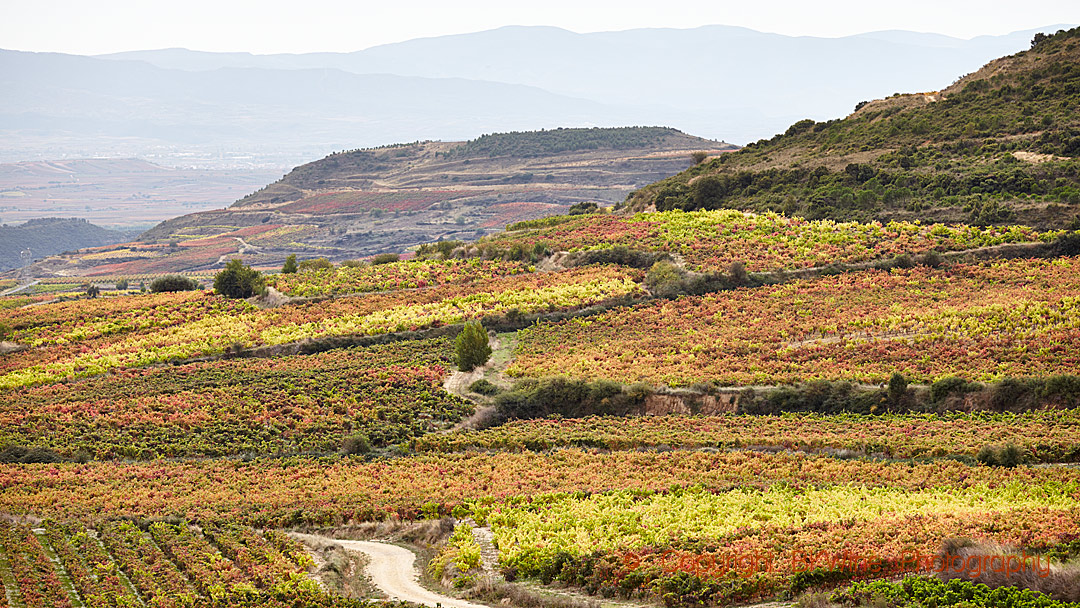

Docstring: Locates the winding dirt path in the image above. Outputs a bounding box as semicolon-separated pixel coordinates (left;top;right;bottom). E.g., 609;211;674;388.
334;540;488;608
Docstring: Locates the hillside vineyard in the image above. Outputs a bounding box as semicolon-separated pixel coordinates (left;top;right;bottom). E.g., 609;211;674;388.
2;27;1080;608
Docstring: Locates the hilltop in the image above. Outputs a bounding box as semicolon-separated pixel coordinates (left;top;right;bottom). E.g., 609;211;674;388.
0;218;135;272
29;127;730;276
626;27;1080;230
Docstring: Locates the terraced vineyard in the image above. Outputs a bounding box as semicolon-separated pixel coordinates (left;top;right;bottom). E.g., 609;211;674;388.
1;264;642;389
0;520;370;607
1;338;472;459
509;256;1080;385
413;412;1080;462
484;209;1055;271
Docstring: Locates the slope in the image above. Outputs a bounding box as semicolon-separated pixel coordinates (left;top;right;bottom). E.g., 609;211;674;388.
28;127;730;277
626;27;1080;230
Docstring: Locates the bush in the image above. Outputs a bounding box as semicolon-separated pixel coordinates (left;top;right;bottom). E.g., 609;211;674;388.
342;433;372;455
455;321;492;372
115;279;129;290
297;257;333;272
372;253;400;265
281;254;298;274
0;445;65;464
494;377;650;420
149;275;200;293
977;443;1025;467
568;202;600;215
213;259;266;299
469;379;500;396
83;283;100;298
340;259;366;268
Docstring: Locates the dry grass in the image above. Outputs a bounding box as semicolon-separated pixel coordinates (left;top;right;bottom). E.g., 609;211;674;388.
466;577;601;608
937;539;1080;602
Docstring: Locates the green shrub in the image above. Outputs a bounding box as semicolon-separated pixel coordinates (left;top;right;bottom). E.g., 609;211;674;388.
297;257;333;272
469;379;500;396
150;274;200;293
213;259;266;299
372;253;400;265
494;376;650;420
977;443;1025;467
455;321;492;372
568;202;600;215
342;433;372;455
115;279;129;290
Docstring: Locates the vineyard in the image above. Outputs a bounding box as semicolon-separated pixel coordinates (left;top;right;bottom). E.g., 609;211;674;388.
487;209;1055;271
4;174;1080;605
413;412;1080;462
0;519;373;607
0;264;643;389
271;259;533;297
0;338;472;459
509;256;1080;385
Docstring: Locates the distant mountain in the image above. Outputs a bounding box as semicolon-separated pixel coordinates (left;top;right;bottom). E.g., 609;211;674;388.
30;127;731;277
0;218;135;271
0;49;665;168
627;27;1080;230
98;24;1074;145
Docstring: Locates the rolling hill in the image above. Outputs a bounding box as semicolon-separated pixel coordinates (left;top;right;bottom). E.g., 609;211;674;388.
625;27;1080;230
0;218;135;272
25;127;731;277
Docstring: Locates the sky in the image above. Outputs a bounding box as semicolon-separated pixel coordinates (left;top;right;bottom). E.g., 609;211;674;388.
1;0;1077;55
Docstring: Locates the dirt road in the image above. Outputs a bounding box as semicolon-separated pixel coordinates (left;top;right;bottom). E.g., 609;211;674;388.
335;540;488;608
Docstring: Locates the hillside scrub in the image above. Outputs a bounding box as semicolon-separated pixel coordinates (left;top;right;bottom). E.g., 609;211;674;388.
628;27;1080;229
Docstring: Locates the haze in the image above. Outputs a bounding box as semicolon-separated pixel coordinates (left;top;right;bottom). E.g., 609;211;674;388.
2;0;1078;54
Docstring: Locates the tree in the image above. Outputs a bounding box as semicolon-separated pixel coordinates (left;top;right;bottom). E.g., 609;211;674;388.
150;275;199;293
115;279;129;291
83;283;100;298
281;254;298;274
214;259;265;299
455;320;492;372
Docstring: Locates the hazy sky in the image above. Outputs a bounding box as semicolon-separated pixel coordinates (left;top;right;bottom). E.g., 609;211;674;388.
2;0;1077;55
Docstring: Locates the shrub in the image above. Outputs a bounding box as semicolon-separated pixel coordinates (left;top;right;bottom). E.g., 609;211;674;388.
297;257;333;272
930;376;979;403
455;321;492;372
83;283;100;298
494;377;650;420
340;259;366;268
921;250;944;268
150;275;200;293
1050;231;1080;257
469;379;500;396
281;254;298;274
977;443;1025;467
115;279;129;290
372;253;400;265
727;261;748;285
342;433;372;455
568;202;599;215
213;259;266;299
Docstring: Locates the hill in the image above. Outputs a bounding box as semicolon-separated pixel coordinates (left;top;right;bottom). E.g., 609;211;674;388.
0;217;135;271
29;127;730;276
625;27;1080;230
